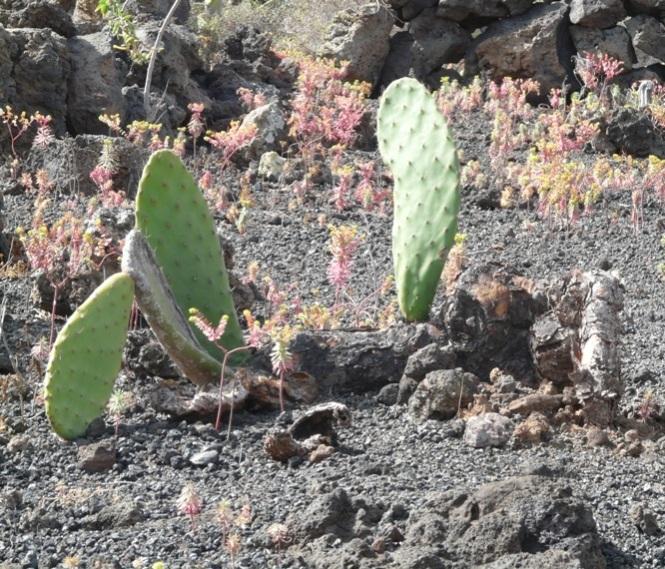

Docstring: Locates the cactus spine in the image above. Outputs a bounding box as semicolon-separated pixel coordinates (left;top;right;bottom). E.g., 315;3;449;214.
377;78;461;321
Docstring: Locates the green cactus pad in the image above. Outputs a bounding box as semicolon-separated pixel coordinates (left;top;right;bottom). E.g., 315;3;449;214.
135;150;245;360
44;273;134;440
377;78;461;321
122;229;222;386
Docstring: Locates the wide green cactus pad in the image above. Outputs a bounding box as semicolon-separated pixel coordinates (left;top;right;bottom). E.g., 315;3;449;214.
377;78;461;321
135;150;244;361
122;229;222;386
44;272;134;440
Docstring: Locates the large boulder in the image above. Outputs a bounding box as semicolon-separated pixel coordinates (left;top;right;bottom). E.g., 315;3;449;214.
400;0;437;20
606;107;665;158
569;0;626;29
437;0;535;21
124;0;190;24
379;30;414;87
66;32;126;135
439;263;542;382
132;22;209;125
319;3;394;87
467;1;574;94
409;9;471;78
288;475;605;569
0;26;14;106
626;0;665;15
624;15;665;66
72;0;102;33
0;0;75;38
8;27;70;134
396;475;606;569
280;324;435;393
570;26;636;71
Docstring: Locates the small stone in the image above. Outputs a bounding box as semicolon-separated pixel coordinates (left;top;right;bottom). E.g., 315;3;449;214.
622;441;644;457
2;489;22;510
78;441;116;473
241;102;287;157
264;430;304;462
519;460;557;477
442;418;466;439
403;343;456;381
258;151;286;180
21;552;38;569
625;429;640;442
84;416;108;438
464;413;513;448
513;412;550;444
408;369;479;423
377;383;399;406
189;449;219;466
6;434;32;454
630;504;661;536
309;444;335;463
587;427;610;447
507;393;562;416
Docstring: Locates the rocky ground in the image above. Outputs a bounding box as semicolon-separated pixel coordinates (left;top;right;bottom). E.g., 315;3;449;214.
4;1;665;569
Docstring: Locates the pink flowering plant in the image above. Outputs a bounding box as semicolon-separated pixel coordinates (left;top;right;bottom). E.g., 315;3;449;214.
188;310;250;435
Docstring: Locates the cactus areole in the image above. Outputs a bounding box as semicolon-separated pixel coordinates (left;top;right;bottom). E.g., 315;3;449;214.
377;78;461;322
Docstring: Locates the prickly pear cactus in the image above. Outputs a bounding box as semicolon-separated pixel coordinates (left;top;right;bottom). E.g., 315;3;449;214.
377;78;461;321
44;273;134;440
135;150;245;361
122;229;222;386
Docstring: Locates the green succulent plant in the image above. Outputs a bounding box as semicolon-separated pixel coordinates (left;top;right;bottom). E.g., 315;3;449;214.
44;151;245;439
377;77;461;322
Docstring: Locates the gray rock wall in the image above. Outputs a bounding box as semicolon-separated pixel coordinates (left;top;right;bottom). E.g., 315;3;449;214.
2;0;665;141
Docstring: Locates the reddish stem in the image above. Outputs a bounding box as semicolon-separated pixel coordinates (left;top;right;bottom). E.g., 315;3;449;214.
214;345;250;434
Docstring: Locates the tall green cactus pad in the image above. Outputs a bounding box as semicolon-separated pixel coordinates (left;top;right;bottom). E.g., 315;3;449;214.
44;273;134;440
377;78;461;321
135;150;244;361
122;229;222;386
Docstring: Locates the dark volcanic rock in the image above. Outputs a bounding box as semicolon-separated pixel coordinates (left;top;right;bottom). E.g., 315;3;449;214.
606;107;665;158
467;1;574;94
624;15;665;66
437;0;535;21
293;476;605;569
570;25;636;71
569;0;626;29
319;3;394;87
409;9;471;78
124;0;190;24
398;475;605;568
78;441;116;472
402;343;456;381
0;1;75;38
408;368;479;423
285;324;435;393
6;27;70;135
66;32;126;135
439;263;541;382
